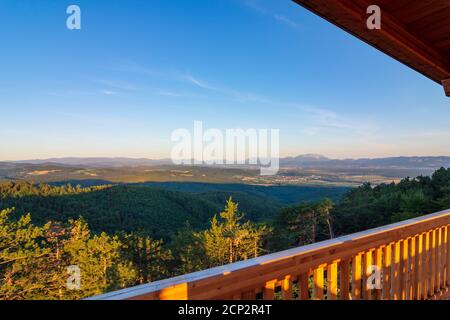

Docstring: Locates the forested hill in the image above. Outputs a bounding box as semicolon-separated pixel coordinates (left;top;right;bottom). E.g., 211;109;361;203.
0;181;349;240
134;182;350;204
2;168;450;299
0;182;283;240
331;167;450;236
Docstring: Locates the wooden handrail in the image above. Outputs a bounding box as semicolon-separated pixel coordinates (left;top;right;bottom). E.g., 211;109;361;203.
88;209;450;300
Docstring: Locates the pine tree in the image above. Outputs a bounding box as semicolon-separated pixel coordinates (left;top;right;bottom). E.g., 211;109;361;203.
272;199;335;250
63;219;136;298
0;208;51;299
203;198;270;267
170;223;208;274
120;233;171;284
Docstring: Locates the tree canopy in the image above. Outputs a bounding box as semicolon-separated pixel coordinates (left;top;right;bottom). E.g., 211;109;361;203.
1;167;450;299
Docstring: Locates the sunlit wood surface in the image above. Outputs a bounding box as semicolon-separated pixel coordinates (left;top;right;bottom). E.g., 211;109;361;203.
89;209;450;300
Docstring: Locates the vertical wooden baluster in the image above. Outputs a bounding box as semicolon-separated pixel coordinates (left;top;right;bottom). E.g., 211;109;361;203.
281;275;292;300
263;280;276;300
430;229;436;294
446;226;450;287
440;227;446;289
232;292;242;300
444;225;450;287
340;258;350;300
409;237;416;300
424;231;431;298
375;248;383;300
242;290;256;300
313;266;324;300
352;254;362;300
383;244;392;300
393;241;401;300
436;228;442;290
401;239;409;300
363;250;373;300
415;234;423;300
299;272;309;300
327;262;338;300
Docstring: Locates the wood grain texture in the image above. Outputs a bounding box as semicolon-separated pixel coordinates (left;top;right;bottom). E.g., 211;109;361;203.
293;0;450;96
87;210;450;300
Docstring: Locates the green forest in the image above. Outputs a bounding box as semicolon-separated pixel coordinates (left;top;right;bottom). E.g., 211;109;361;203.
1;167;450;299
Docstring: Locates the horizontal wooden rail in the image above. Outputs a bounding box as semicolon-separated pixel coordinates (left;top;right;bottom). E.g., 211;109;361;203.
88;209;450;300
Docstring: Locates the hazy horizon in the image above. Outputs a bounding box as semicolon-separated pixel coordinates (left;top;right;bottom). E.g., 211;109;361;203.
4;153;450;163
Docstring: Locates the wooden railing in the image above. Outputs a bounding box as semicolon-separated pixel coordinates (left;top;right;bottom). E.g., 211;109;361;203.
89;209;450;300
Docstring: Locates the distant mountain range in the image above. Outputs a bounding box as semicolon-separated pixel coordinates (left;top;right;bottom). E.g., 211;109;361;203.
4;155;450;170
10;157;172;168
280;154;450;169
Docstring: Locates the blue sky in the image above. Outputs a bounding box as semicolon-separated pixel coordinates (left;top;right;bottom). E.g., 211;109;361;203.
0;0;449;161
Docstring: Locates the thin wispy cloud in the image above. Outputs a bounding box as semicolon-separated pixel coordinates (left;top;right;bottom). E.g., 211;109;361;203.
55;111;133;126
94;65;205;98
112;60;272;104
183;73;216;90
240;0;301;30
108;61;377;138
180;71;273;104
285;104;379;137
156;89;198;98
48;90;97;98
181;72;377;136
303;126;320;136
109;61;183;81
49;89;120;98
101;90;118;96
95;79;137;92
157;90;183;97
273;14;299;29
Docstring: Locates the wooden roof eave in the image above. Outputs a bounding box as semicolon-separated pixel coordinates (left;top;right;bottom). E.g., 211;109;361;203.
294;0;450;97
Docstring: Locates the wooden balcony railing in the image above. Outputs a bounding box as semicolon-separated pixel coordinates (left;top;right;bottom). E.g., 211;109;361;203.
89;209;450;300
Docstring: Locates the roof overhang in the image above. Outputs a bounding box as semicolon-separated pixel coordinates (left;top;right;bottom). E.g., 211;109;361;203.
293;0;450;97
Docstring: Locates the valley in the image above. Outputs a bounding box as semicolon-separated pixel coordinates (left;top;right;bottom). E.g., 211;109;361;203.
2;154;447;188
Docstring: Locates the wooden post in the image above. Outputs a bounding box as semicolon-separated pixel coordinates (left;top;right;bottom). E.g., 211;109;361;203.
299;272;309;300
415;234;423;299
424;231;431;298
375;248;383;300
352;254;362;300
431;229;436;294
409;237;416;300
393;241;401;300
383;244;392;300
242;290;256;300
313;266;324;299
281;275;292;300
440;227;446;289
436;228;442;289
401;240;409;300
263;280;276;300
363;251;373;300
232;293;242;300
446;226;450;287
340;259;350;300
327;262;338;300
